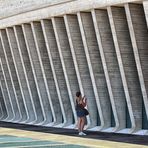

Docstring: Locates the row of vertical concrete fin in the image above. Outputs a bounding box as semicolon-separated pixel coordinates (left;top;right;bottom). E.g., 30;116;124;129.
0;2;148;135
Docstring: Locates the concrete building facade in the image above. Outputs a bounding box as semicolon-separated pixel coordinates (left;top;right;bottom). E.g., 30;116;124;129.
0;0;148;135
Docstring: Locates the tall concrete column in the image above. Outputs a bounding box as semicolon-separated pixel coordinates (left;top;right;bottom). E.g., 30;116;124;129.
22;24;44;124
49;17;74;126
0;60;15;121
143;1;148;27
6;27;29;123
91;9;124;132
108;6;144;133
0;30;21;122
51;17;79;127
0;103;3;120
14;26;37;124
41;19;67;127
31;21;58;126
125;3;148;132
30;22;53;126
64;15;91;128
76;12;110;130
0;101;4;120
77;12;98;128
92;10;115;131
107;7;127;131
51;17;77;127
39;20;64;125
0;84;7;120
0;42;9;121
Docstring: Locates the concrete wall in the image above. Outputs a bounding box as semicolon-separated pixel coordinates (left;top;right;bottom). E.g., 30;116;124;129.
143;0;148;27
0;0;148;135
0;0;74;19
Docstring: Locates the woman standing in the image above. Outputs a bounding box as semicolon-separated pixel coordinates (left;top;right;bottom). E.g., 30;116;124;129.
75;91;88;136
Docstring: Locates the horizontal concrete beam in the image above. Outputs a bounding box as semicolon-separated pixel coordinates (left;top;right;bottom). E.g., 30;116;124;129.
0;0;75;19
0;0;142;29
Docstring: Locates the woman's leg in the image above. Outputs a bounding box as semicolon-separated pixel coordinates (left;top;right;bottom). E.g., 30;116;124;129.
80;116;86;132
77;117;81;133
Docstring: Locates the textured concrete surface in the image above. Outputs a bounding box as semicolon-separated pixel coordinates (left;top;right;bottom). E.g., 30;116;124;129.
143;0;148;27
0;0;142;29
0;0;148;135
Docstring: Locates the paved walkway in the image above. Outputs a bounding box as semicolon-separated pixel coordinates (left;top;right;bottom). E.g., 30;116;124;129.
0;122;148;148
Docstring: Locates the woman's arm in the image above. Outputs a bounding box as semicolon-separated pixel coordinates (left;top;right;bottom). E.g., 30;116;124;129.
82;97;87;107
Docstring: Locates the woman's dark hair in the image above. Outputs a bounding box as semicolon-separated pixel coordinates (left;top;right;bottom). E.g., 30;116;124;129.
76;91;81;97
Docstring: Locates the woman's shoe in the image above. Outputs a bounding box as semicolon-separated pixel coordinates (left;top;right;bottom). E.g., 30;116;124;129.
81;132;86;135
78;132;86;136
78;132;83;135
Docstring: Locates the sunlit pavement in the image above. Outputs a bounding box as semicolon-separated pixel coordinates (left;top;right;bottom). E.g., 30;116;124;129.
0;122;148;148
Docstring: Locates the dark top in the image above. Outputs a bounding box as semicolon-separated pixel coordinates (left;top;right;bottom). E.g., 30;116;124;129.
75;100;84;111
